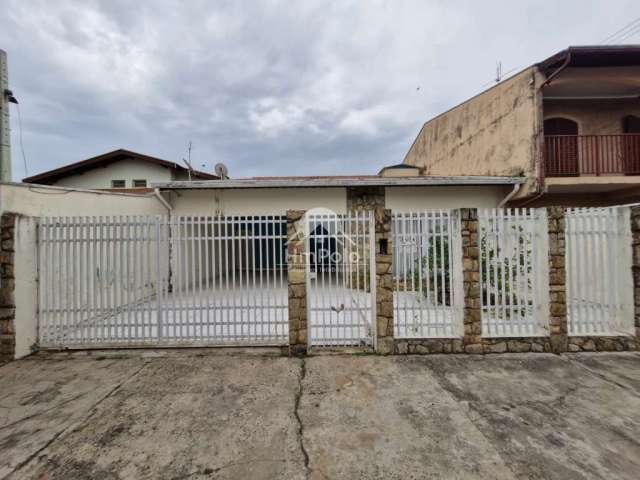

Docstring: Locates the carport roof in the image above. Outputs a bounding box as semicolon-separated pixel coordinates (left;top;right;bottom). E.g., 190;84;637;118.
153;175;525;189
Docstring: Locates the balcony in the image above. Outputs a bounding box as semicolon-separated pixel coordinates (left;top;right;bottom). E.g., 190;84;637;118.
544;134;640;177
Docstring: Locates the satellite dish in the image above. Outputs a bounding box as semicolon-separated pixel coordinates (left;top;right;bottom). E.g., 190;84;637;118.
215;163;229;179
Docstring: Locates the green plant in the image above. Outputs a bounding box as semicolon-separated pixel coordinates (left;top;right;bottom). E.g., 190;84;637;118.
412;233;451;306
479;224;534;319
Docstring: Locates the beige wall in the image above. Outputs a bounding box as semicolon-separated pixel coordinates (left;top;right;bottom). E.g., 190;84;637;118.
385;186;511;211
168;188;348;216
543;99;640;135
52;158;173;189
403;67;543;180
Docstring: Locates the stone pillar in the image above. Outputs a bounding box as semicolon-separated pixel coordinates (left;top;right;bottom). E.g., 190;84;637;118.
0;213;16;362
460;208;482;353
632;206;640;345
287;210;307;356
346;187;385;212
547;207;568;354
375;208;393;354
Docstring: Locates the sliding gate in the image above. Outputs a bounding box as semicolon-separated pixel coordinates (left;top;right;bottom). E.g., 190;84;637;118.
38;215;288;348
306;212;376;348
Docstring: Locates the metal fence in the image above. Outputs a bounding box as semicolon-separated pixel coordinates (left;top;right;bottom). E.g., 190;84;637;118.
565;207;634;336
38;216;169;346
391;211;463;338
38;215;288;348
37;208;637;349
478;209;549;337
306;211;376;347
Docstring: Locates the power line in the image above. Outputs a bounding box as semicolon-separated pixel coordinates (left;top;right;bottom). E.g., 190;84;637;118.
13;103;28;177
612;24;640;44
600;16;640;44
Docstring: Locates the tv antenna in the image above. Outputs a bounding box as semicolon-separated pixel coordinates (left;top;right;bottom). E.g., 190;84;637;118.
481;61;517;88
182;141;194;181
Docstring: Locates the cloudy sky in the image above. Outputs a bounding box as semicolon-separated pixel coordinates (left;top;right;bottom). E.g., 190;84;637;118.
1;1;639;180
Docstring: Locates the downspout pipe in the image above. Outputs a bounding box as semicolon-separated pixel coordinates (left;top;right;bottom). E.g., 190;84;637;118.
154;188;173;212
498;183;521;208
537;51;571;198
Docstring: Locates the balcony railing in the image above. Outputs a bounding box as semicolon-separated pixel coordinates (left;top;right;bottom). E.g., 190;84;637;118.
544;134;640;177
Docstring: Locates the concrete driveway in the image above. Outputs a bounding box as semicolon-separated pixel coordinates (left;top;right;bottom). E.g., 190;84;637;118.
0;351;639;480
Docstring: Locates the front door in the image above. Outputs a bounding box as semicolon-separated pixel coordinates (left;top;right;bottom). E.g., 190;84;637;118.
544;118;579;176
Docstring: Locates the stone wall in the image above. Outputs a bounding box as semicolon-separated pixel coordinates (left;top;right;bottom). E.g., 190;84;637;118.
460;208;482;353
287;210;307;356
547;207;568;353
0;213;16;362
375;208;393;354
346;187;385;212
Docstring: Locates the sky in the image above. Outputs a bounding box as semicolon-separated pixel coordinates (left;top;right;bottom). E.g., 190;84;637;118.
1;0;639;181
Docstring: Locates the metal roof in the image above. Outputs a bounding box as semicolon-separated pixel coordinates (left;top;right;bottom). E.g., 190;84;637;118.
153;175;525;190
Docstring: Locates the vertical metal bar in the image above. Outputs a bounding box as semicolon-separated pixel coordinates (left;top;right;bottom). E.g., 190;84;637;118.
152;216;161;340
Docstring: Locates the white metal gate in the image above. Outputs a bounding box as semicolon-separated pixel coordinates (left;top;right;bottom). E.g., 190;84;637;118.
306;211;376;347
566;207;634;336
392;211;464;338
478;209;550;337
38;215;288;348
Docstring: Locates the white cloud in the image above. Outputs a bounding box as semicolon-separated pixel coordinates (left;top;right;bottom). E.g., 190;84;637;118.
1;0;639;180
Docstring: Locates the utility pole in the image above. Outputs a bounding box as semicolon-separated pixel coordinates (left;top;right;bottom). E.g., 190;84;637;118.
0;49;13;182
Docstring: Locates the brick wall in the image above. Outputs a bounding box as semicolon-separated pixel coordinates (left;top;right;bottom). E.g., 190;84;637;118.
0;213;16;362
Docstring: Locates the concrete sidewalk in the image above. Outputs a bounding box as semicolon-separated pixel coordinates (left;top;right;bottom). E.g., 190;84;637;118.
0;351;639;479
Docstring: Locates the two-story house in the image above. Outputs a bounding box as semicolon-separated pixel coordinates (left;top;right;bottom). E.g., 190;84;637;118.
402;45;640;206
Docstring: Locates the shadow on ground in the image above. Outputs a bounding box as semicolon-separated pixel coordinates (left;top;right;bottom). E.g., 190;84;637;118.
0;351;639;479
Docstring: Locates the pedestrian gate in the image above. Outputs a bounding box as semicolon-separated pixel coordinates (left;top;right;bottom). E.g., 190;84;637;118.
391;211;464;338
305;211;376;348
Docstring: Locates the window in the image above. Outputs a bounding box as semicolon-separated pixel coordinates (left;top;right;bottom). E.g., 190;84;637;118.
133;179;147;188
111;179;126;188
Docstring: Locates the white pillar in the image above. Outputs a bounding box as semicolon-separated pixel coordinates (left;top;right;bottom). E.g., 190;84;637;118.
0;49;12;182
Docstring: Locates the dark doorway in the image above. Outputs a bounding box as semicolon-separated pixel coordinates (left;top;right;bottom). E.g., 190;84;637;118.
544;118;579;176
309;224;337;274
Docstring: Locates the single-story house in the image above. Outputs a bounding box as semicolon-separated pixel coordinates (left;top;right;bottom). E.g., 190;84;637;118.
22;149;217;191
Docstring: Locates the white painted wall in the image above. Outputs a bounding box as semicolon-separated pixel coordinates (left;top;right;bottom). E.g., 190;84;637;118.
1;182;166;217
52;158;173;189
168;188;348;216
385;186;511;211
13;216;37;358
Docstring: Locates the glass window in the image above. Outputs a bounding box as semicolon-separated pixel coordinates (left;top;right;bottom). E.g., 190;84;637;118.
111;179;126;188
133;179;147;188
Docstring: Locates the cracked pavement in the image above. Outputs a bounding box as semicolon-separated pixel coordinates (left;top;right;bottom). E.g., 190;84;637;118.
0;351;639;479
